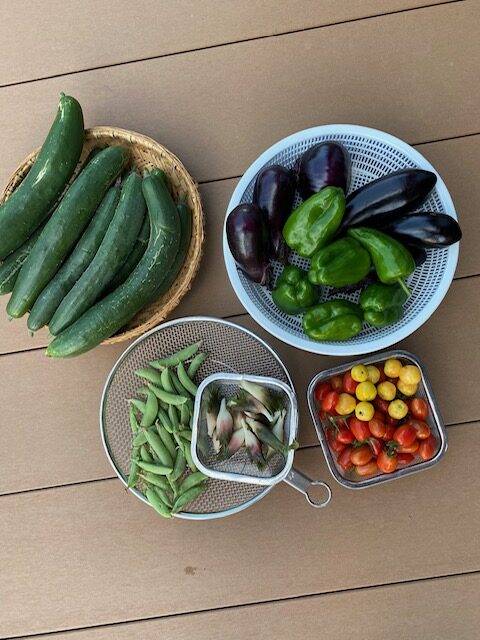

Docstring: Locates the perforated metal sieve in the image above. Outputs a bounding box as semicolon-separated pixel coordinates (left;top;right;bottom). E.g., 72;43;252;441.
100;317;331;520
223;124;459;356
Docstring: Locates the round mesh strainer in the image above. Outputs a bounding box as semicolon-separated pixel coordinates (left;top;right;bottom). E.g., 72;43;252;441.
101;317;328;520
223;124;459;355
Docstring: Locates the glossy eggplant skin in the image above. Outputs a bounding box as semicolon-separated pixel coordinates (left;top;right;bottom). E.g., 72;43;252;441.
296;142;351;200
339;169;437;231
406;243;428;267
379;213;462;248
253;165;295;263
226;203;271;287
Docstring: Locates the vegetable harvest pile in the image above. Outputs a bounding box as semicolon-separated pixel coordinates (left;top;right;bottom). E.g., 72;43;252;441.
0;94;191;357
226;140;462;341
313;357;438;478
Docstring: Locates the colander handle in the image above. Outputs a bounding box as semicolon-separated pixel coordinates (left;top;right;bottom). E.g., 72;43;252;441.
284;468;332;508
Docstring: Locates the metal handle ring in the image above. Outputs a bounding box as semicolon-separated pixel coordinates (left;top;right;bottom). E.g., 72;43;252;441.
304;480;332;508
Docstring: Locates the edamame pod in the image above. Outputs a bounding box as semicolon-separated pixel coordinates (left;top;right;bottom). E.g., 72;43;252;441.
160;368;175;394
171;449;186;482
134;367;163;386
157;425;177;460
187;352;207;379
150;341;201;369
168;404;180;431
140;391;158;428
139;472;170;491
147;384;187;406
171;484;205;514
177;361;198;396
129;398;147;414
179;472;207;495
144;429;174;468
139;446;154;463
145;487;172;518
137;460;173;475
157;409;173;434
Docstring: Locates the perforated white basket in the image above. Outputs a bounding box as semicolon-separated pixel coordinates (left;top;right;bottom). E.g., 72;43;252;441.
223;125;459;356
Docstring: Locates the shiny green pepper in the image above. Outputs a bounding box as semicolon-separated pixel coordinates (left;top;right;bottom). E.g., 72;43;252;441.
359;282;407;327
308;237;371;287
283;187;345;258
347;227;415;297
272;265;318;315
302;300;363;341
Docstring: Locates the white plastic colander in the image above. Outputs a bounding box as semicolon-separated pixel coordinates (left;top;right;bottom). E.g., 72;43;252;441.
223;125;459;356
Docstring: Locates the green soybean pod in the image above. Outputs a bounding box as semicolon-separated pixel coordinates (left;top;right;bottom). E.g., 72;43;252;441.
127;459;139;489
173;431;186;453
144;429;174;468
129;398;147;414
132;430;148;447
160;368;175;394
179;472;207;495
187;352;207;379
139;445;154;463
184;444;198;473
145;487;172;518
157;425;176;460
177;361;198;396
177;429;192;442
171;484;206;514
154;486;173;509
147;383;187;406
157;409;173;434
170;369;192;399
128;404;139;434
139;472;170;491
171;449;186;482
150;341;202;369
140;390;158;428
137;386;150;397
179;403;191;426
168;404;180;431
137;460;173;475
135;367;163;386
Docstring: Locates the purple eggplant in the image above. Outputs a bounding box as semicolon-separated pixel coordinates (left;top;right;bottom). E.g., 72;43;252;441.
252;165;295;264
226;203;271;287
339;169;437;232
296;141;351;200
378;212;462;248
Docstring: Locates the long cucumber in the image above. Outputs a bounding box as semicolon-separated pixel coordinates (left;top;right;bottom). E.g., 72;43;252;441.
27;186;121;332
0;94;84;260
7;146;129;318
105;213;150;293
47;170;180;357
49;172;145;335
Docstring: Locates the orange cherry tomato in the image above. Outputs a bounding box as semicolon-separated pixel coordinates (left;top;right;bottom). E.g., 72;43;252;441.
350;444;373;466
330;375;344;393
374;397;390;414
382;424;395;441
397;452;414;465
393;424;417;447
336;424;355;444
377;450;398;473
343;370;359;395
355;460;378;476
410;398;429;421
322;391;339;413
397;439;419;454
418;435;436;461
337;446;353;470
348;417;371;442
368;417;386;439
408;418;431;440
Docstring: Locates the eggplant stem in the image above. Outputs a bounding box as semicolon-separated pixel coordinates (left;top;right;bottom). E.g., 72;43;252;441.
397;278;411;297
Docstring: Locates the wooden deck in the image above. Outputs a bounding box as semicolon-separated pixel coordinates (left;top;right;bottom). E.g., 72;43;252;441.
0;1;479;637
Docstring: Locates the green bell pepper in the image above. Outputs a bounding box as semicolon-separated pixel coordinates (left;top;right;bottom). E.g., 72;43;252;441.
308;237;371;287
283;187;345;258
272;265;317;314
347;227;415;297
302;300;363;341
359;282;408;327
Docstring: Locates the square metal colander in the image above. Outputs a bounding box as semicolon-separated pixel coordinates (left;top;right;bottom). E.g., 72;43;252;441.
191;373;298;486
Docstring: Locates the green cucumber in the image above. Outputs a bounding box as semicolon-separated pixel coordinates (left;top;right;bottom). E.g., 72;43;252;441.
47;169;180;357
105;213;150;293
49;172;146;335
0;94;84;260
27;186;121;332
7;146;129;319
0;225;44;295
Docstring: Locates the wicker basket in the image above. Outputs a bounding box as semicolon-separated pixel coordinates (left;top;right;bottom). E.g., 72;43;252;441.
0;127;204;345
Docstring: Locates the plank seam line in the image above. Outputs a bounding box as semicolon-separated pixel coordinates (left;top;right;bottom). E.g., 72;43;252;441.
0;0;464;90
0;416;476;498
5;568;480;639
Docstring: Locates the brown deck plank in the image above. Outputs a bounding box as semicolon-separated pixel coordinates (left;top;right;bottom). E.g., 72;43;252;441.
0;275;477;495
0;1;452;87
1;423;478;637
25;572;480;640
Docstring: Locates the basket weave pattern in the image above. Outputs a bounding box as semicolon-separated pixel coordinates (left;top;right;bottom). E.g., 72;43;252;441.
0;127;204;344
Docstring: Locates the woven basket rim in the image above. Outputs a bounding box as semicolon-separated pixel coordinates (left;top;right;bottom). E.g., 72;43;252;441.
1;126;205;346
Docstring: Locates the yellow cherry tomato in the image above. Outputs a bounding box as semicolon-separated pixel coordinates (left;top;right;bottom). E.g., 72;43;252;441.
399;365;421;385
351;365;368;382
377;381;396;401
356;381;377;402
384;358;402;378
355;401;375;421
397;379;418;397
335;393;357;415
388;399;408;419
366;365;380;384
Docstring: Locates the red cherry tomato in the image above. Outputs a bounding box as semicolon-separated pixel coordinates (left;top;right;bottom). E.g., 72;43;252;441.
350;444;373;466
314;382;332;404
330;439;346;453
337;446;353;470
322;391;339;413
410;398;429;420
368;437;383;456
318;409;329;423
373;410;385;421
336;424;355;444
355;460;378;476
386;414;399;426
348;417;371;442
408;418;431;440
377;367;387;382
382;424;395;441
368;417;386;439
393;424;417;447
397;440;419;454
377;450;398;473
386;376;398;384
397;452;414;465
330;375;344;393
418;435;436;461
374;397;390;414
342;371;358;394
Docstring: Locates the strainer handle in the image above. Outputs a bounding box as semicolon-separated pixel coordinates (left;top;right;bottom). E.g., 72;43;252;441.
284;468;332;508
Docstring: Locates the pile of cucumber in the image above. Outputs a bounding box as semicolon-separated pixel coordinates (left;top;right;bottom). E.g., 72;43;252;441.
0;94;192;357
